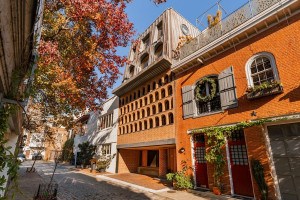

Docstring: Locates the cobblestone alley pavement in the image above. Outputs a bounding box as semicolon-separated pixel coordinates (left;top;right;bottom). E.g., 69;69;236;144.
7;161;221;200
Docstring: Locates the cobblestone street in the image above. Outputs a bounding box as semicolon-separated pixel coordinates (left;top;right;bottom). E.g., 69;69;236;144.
8;161;224;200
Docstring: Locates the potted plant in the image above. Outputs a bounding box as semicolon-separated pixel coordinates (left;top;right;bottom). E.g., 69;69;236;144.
166;161;193;190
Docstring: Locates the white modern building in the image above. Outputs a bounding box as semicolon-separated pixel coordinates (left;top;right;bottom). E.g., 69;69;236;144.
74;96;119;173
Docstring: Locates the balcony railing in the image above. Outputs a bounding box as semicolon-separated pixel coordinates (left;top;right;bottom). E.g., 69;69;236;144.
197;97;221;115
179;0;281;60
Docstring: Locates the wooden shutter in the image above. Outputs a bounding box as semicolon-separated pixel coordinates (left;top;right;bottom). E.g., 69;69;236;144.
182;85;195;119
218;66;238;110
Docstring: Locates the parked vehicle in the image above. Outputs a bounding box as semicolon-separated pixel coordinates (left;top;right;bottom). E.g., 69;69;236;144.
32;153;43;160
17;153;26;162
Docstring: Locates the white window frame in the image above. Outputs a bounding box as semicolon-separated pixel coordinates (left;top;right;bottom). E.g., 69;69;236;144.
245;52;280;87
101;144;111;155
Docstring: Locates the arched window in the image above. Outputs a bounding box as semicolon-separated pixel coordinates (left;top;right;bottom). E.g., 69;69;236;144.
130;94;132;102
158;103;163;112
123;126;125;134
144;97;148;105
138;90;141;98
140;99;143;107
158;79;162;87
154;43;163;59
168;86;173;96
144;120;147;130
161;115;166;126
129;65;135;77
125;116;127;123
152;105;156;115
135;123;137;132
126;125;129;134
129;114;131;122
139;121;142;131
130;124;133;133
137;111;140;119
135;101;138;110
147;107;150;116
161;89;165;98
127;105;130;112
131;103;134;111
169;113;174;124
164;75;169;84
142;109;145;118
149;94;153;103
155;92;159;101
133;92;136;100
246;52;279;87
147;84;151;92
119;127;122;135
165;100;170;110
133;113;136;121
142;87;146;96
141;53;149;69
155;117;159;127
149;119;153;128
153;81;156;90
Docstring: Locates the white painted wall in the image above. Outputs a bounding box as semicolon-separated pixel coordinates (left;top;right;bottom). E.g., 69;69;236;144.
74;96;119;173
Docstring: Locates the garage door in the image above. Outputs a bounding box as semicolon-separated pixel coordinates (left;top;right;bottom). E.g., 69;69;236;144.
268;122;300;200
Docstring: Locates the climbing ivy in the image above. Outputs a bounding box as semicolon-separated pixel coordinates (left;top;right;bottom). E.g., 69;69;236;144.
0;106;20;198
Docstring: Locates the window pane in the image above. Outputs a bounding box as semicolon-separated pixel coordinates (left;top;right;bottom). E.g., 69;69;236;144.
263;58;271;69
251;65;257;74
252;75;259;83
259;73;267;82
257;62;264;72
266;70;274;80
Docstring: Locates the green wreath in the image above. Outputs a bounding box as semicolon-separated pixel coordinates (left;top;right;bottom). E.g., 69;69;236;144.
194;77;217;102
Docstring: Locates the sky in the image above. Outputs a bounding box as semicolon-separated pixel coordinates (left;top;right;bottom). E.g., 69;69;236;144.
109;0;249;97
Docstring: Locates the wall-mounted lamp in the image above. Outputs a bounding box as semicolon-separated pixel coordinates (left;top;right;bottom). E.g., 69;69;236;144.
179;147;185;154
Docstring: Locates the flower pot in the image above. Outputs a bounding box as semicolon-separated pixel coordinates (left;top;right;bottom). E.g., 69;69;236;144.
213;187;221;195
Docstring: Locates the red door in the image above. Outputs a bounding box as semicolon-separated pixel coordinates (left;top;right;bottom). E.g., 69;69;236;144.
228;130;253;197
194;134;208;188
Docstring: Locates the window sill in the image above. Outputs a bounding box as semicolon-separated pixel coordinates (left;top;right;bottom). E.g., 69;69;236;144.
246;85;283;100
193;110;223;118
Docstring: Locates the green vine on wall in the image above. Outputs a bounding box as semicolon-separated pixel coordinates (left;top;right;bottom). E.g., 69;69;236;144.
191;119;271;188
0;106;20;197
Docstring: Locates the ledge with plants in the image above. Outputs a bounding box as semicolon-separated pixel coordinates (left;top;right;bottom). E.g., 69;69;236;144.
246;81;283;100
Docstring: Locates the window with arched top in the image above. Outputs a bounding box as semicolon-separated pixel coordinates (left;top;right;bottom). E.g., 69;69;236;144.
158;79;162;87
140;99;143;107
141;53;149;69
165;100;170;110
155;92;159;101
133;113;136;121
154;43;163;59
131;103;133;111
142;109;145;118
125;116;127;123
130;124;133;133
135;101;138;110
144;120;147;130
152;105;156;115
129;114;131;122
149;119;153;128
169;113;174;124
158;103;163;112
153;81;156;90
246;52;279;87
155;117;159;127
168;86;173;96
149;94;153;103
144;97;148;105
127;105;130;112
147;84;151;92
139;121;142;131
137;111;140;119
164;75;169;84
126;125;129;134
134;123;137;132
147;107;150;116
129;65;135;77
161;115;166;126
161;89;165;98
123;126;125;134
138;90;141;98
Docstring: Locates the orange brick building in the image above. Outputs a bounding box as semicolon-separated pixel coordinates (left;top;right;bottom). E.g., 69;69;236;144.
113;8;199;177
172;0;300;199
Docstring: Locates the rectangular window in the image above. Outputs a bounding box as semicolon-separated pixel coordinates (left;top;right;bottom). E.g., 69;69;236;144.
102;144;111;155
98;112;114;130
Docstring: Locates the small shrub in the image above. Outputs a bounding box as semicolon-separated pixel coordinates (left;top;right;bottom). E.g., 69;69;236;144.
166;161;193;190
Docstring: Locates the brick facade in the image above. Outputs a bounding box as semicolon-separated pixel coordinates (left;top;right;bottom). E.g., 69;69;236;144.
174;11;300;199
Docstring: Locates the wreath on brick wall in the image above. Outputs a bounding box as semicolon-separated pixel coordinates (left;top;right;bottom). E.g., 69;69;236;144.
194;77;217;102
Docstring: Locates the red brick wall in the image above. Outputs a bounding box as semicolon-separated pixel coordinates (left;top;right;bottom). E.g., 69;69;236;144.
175;13;300;197
159;149;168;177
244;126;276;200
118;149;140;173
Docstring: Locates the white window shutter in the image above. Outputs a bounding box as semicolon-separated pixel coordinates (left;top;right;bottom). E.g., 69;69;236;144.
181;85;195;119
218;66;238;110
